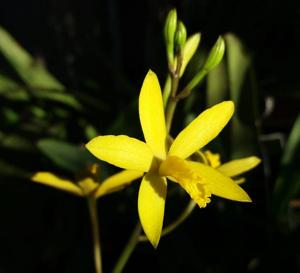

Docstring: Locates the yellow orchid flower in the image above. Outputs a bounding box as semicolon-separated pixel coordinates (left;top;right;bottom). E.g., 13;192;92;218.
31;165;143;198
204;150;261;184
86;70;252;248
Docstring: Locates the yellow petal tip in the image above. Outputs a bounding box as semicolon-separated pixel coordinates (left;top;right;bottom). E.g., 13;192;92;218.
146;69;156;79
224;100;235;112
252;156;262;165
242;194;252;203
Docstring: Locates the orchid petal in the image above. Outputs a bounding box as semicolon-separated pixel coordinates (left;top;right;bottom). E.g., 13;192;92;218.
217;156;261;177
96;170;143;198
169;101;234;159
86;135;153;172
138;173;167;248
188;161;251;202
139;70;167;159
31;172;83;196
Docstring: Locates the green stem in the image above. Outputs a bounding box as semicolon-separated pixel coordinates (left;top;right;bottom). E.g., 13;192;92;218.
162;75;172;107
177;69;207;99
165;98;177;133
112;222;142;273
139;200;197;242
165;56;182;132
87;196;103;273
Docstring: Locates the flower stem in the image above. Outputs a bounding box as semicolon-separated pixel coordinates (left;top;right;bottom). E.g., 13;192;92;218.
177;69;207;99
165;97;177;133
162;75;172;107
112;222;142;273
165;54;182;133
139;200;197;242
87;196;103;273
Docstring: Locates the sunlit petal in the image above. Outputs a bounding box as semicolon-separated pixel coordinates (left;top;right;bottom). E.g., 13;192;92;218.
86;135;154;172
169;101;234;159
139;70;167;159
95;170;143;198
31;172;83;196
188;161;251;202
138;173;167;248
217;156;261;177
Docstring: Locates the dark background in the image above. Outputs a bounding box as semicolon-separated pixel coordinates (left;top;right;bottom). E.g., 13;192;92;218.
0;0;300;273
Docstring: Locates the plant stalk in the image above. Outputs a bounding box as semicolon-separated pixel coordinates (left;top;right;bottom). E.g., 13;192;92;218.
87;196;103;273
112;222;142;273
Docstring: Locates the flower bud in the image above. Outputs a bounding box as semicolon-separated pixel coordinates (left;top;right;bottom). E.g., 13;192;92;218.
179;33;201;77
203;36;225;72
174;21;187;52
164;9;177;65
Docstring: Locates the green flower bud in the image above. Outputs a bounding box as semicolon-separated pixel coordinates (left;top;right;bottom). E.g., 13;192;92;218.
174;21;187;52
203;36;225;72
164;9;177;65
179;33;201;77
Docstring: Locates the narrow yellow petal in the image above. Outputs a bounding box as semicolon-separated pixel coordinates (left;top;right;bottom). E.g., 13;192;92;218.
138;173;167;248
169;101;234;159
188;161;251;202
95;170;143;198
139;70;167;159
86;135;154;172
31;172;83;196
217;156;261;177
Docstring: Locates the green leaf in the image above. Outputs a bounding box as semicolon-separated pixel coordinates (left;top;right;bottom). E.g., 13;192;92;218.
0;73;29;101
273;114;300;222
0;26;81;110
0;26;63;90
0;132;34;151
37;139;97;172
29;89;82;109
206;60;228;107
0;159;26;177
225;33;259;158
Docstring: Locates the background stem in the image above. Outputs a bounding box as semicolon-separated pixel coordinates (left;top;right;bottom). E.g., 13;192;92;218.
112;222;142;273
87;196;103;273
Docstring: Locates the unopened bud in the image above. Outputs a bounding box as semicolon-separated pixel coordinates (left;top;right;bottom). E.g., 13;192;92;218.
179;33;201;77
203;36;225;72
164;9;177;65
175;21;187;52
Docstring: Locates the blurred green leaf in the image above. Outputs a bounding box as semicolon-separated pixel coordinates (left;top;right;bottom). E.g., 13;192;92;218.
0;73;29;101
0;132;34;151
206;60;228;107
0;26;63;90
37;139;97;172
273;114;300;222
29;88;82;109
2;107;20;124
0;159;26;177
225;33;259;158
0;26;81;110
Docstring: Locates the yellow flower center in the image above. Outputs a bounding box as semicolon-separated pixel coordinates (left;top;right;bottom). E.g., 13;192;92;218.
78;178;99;196
159;156;211;208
